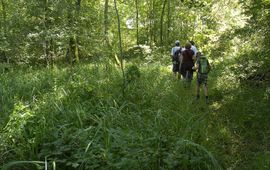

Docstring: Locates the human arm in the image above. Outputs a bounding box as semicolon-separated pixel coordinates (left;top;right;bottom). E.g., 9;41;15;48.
171;48;175;57
191;50;196;62
192;60;199;70
207;60;211;73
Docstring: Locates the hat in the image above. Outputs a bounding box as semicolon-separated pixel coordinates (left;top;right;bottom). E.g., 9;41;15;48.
175;40;180;46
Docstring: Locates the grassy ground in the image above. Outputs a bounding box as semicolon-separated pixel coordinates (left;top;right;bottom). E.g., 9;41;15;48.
0;62;269;169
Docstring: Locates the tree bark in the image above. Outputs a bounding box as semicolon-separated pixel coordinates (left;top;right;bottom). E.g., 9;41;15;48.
147;1;151;45
160;0;167;45
1;0;7;40
66;0;80;64
1;0;8;62
152;0;156;44
113;0;126;94
149;0;155;47
135;0;139;45
167;0;171;45
104;0;109;46
74;0;80;63
76;0;81;11
43;0;50;66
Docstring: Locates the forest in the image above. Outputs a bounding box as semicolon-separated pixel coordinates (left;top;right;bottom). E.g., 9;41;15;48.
0;0;270;169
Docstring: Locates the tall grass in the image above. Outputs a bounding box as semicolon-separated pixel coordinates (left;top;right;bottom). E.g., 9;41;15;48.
0;62;226;169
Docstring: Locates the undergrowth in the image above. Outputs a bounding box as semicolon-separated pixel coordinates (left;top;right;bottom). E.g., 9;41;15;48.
0;61;269;169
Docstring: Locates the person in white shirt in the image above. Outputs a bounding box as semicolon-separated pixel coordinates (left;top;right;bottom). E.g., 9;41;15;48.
190;40;198;57
171;40;182;79
171;40;181;56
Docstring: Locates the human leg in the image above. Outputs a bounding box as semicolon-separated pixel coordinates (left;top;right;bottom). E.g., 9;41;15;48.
196;84;200;100
173;63;180;79
204;84;208;97
186;64;193;86
204;84;209;103
177;72;181;79
202;75;209;103
196;74;201;99
184;71;191;87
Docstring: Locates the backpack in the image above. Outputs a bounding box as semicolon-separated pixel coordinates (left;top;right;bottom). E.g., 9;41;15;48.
198;57;210;74
172;48;181;63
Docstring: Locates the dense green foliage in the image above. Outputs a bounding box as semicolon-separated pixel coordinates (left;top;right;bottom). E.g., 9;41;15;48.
0;0;246;64
0;0;270;169
0;61;269;169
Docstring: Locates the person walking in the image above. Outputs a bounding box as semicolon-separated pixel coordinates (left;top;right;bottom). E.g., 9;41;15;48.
190;40;198;57
171;40;182;79
193;52;211;103
180;42;195;87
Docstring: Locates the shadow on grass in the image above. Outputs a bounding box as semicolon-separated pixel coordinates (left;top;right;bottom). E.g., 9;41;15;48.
206;67;270;169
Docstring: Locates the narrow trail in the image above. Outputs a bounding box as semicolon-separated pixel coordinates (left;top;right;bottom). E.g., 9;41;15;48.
0;64;269;169
163;66;270;169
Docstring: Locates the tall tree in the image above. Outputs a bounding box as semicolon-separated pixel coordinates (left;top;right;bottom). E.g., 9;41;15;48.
148;0;155;46
167;0;171;45
135;0;139;45
104;0;109;46
1;0;8;62
66;0;80;64
113;0;125;94
160;0;167;45
74;0;81;62
43;0;52;66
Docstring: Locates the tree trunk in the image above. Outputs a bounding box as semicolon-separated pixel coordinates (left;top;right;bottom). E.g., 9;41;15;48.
104;0;109;46
167;0;171;45
135;0;139;45
152;0;156;45
76;0;81;11
1;0;6;35
160;0;167;45
74;0;80;63
43;0;50;66
113;0;126;95
147;1;151;45
1;0;8;63
50;38;55;65
66;5;73;64
66;0;80;64
149;0;155;47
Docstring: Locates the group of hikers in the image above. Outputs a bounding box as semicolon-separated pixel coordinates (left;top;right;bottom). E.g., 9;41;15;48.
171;40;211;103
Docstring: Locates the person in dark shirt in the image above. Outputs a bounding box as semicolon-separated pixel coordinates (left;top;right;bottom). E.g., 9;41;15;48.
180;42;196;86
